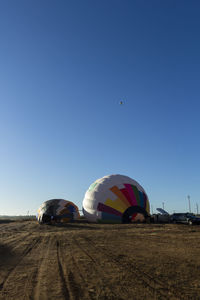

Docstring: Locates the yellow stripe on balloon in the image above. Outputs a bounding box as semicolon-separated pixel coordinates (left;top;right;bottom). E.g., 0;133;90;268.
146;197;150;214
105;197;129;213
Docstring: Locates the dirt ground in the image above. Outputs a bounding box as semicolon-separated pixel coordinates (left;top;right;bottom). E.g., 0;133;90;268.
0;221;200;300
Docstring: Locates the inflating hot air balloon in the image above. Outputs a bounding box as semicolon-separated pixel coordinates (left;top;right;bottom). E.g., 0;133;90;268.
82;174;150;223
37;199;80;224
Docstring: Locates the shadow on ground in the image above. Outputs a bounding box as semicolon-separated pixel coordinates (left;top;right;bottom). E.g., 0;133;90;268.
0;220;15;224
0;244;15;264
39;221;155;231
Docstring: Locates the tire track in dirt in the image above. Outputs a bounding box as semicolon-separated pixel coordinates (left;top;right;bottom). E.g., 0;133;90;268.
56;240;70;299
68;246;93;299
56;238;92;300
33;235;55;300
0;235;42;298
33;234;73;300
72;237;122;300
0;232;31;249
79;236;179;300
24;234;50;300
21;234;55;300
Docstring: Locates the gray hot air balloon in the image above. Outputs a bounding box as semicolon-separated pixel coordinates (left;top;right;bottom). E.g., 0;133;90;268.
37;199;80;224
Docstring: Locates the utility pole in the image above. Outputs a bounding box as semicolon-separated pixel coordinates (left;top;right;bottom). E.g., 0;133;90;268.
188;195;191;213
162;202;165;210
196;203;199;215
151;205;153;215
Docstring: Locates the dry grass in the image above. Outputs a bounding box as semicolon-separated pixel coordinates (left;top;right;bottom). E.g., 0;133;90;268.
0;221;200;299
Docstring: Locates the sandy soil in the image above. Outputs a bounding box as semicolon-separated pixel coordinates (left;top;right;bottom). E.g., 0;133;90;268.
0;221;200;300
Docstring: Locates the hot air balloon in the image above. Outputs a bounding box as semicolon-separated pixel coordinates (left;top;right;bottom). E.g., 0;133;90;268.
37;199;80;224
82;174;150;223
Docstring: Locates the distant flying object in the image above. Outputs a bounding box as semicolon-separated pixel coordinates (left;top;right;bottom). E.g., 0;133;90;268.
119;101;124;105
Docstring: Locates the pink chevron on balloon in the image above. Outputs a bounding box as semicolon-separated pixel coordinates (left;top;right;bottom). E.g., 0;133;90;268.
124;184;138;206
120;188;133;206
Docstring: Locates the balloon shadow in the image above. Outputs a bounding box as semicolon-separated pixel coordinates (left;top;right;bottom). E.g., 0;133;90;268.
0;243;15;264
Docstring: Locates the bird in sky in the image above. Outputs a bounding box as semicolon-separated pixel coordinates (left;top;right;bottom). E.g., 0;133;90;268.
119;101;124;105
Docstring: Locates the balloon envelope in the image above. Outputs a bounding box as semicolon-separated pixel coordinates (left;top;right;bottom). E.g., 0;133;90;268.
37;199;80;224
82;174;150;223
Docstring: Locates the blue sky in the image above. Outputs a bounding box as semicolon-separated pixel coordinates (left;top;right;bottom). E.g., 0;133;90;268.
0;0;200;215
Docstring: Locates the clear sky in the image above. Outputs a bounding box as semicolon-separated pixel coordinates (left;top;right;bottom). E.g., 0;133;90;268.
0;0;200;215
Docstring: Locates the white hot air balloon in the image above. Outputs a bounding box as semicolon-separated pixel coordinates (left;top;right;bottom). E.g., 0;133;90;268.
82;174;150;223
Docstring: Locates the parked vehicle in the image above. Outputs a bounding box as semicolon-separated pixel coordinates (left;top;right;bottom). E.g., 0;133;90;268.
170;213;200;225
151;214;170;223
187;215;200;225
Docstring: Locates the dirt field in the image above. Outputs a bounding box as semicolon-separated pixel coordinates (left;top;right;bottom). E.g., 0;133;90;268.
1;221;200;300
